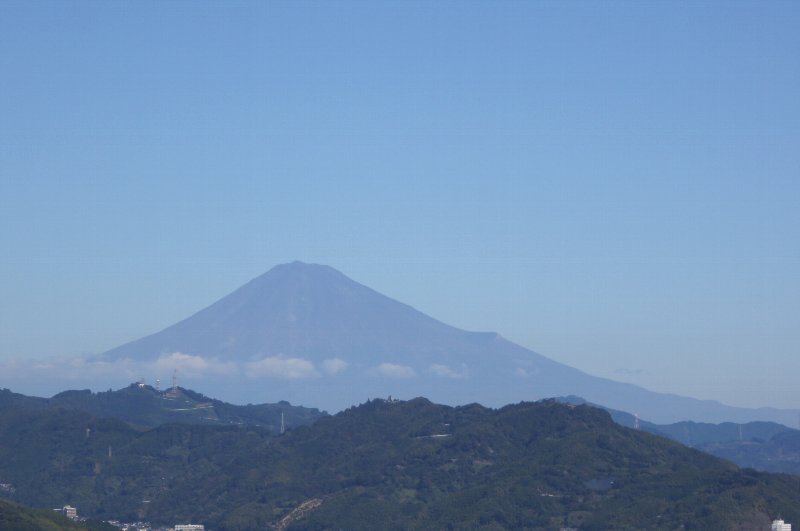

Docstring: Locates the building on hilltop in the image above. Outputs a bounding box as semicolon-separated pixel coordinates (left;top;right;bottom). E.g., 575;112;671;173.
61;505;77;519
773;520;792;531
174;525;204;531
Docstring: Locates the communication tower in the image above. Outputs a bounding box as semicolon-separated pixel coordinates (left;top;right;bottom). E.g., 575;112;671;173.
280;412;285;435
165;370;179;399
633;413;640;430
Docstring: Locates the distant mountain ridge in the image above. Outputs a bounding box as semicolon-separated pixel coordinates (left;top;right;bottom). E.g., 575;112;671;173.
6;382;800;476
557;395;800;474
98;261;798;425
558;395;796;446
1;396;799;529
0;384;324;432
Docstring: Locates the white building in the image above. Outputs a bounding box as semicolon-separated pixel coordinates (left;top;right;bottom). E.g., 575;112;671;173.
62;505;77;519
773;519;792;531
174;525;204;531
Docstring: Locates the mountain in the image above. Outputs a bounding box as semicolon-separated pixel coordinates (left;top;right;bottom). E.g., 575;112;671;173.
1;397;799;530
0;499;114;531
698;430;800;475
0;384;325;431
558;395;794;445
99;261;798;425
558;395;800;474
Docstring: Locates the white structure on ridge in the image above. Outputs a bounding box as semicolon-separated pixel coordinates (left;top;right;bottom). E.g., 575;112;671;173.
773;519;792;531
174;525;205;531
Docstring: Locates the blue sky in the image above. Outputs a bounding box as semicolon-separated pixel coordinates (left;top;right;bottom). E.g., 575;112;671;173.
1;1;798;408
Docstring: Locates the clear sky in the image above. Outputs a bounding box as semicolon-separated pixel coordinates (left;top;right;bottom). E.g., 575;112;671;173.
1;1;798;409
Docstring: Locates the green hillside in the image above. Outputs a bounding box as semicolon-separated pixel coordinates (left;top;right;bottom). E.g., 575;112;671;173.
0;384;325;431
0;499;115;531
700;430;800;475
558;395;800;475
2;397;799;530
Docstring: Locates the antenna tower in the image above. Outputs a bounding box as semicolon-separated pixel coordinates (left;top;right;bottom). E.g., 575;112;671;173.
155;379;160;392
165;370;179;399
280;412;286;435
634;413;640;430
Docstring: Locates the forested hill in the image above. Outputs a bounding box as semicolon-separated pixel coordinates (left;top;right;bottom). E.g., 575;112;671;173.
557;395;800;475
2;396;800;530
0;384;325;431
0;499;114;531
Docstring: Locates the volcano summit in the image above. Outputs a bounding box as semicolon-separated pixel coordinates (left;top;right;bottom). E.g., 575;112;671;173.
99;262;797;425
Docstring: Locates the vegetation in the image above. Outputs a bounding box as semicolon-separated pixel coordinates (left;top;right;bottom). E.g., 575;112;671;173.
0;499;115;531
2;394;800;530
559;395;800;475
699;430;800;475
0;384;325;431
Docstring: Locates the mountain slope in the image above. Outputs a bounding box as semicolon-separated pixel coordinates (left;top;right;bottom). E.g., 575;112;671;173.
558;395;800;475
1;397;799;530
0;385;325;431
699;430;800;475
98;262;797;425
0;499;114;531
102;261;513;367
558;395;795;445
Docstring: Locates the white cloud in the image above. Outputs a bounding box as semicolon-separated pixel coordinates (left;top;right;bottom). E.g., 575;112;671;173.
0;353;238;393
514;367;530;378
245;356;319;379
322;357;348;375
155;352;208;372
0;356;140;389
375;362;416;379
30;356;136;377
428;363;468;379
152;352;238;378
615;367;644;376
513;364;540;378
